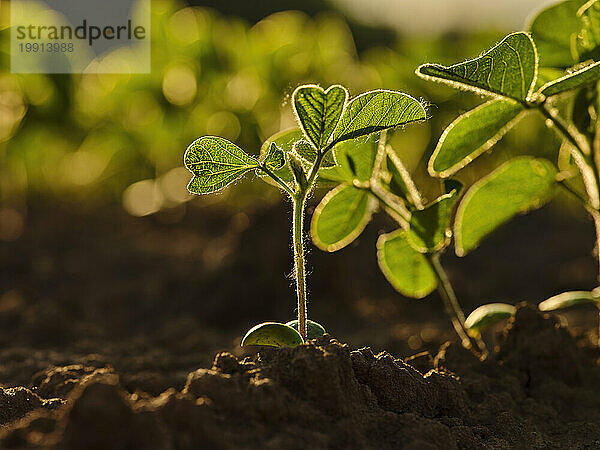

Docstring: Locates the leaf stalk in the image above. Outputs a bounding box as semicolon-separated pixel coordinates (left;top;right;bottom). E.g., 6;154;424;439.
363;182;487;357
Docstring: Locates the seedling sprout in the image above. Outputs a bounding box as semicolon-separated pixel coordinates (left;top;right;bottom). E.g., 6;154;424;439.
184;84;426;347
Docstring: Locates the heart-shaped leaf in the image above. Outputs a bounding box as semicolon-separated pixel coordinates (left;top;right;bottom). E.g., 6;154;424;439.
285;319;326;339
539;290;600;311
429;100;525;178
529;0;586;68
416;32;538;101
407;190;458;254
331;90;426;144
539;60;600;96
311;185;376;252
185;136;259;194
293;84;348;150
241;322;304;348
377;230;437;298
320;134;380;183
465;303;516;335
454;157;558;256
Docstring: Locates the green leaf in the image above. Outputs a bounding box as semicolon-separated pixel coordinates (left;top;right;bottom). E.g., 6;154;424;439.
311;185;376;252
529;0;586;68
416;32;538;101
262;142;286;171
429;100;525;178
185;136;259;194
376;230;437;298
259;128;304;183
454;157;558;256
285;319;326;339
577;0;600;61
293;84;348;149
241;322;304;348
465;303;516;335
293;140;336;168
407;190;458;253
539;61;600;96
384;149;423;209
320;134;380;183
538;290;600;311
331;90;426;144
535;67;569;89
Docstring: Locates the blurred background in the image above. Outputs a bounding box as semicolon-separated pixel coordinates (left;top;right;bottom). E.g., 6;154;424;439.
0;0;596;389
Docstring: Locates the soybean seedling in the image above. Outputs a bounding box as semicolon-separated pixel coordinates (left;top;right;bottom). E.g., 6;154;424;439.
310;130;488;356
415;2;600;334
184;84;426;347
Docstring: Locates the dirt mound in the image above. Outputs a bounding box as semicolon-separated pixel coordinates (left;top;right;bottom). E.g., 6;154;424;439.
0;305;599;449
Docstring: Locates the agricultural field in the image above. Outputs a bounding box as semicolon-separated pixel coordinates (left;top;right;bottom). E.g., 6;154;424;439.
1;0;600;448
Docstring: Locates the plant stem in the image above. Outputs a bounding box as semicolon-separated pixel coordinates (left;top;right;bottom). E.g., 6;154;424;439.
260;166;295;197
292;194;308;340
364;182;411;225
362;181;486;356
539;104;600;280
292;150;325;341
429;253;488;357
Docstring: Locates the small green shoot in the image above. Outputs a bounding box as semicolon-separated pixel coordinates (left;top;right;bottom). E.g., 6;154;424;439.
184;84;426;347
539;289;600;311
241;323;304;348
464;303;516;338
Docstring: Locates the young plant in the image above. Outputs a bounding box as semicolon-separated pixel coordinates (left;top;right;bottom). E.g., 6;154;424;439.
464;303;516;343
184;84;426;347
415;2;600;336
310;130;488;356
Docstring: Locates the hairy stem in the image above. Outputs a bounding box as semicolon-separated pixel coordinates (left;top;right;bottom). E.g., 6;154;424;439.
292;150;325;340
260;166;295;197
429;253;488;358
292;194;308;340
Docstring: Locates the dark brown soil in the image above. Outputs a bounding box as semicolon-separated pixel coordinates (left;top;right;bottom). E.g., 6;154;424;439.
1;200;599;448
1;306;599;449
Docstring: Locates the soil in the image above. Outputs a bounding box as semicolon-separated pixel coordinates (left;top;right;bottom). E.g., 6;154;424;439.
1;199;600;449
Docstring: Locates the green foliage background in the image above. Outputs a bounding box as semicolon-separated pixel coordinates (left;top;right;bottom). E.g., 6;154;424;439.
0;0;561;216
